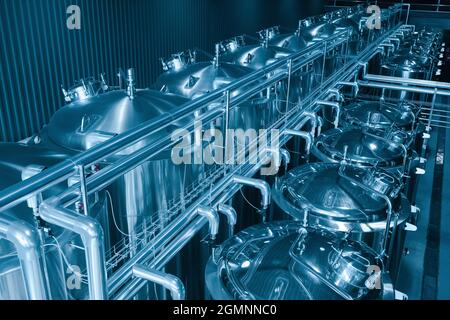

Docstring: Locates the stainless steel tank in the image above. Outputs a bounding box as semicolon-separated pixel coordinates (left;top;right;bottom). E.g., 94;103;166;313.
0;143;110;300
312;127;418;173
330;8;362;55
218;36;296;119
272;163;410;252
340;100;422;150
205;221;391;300
153;50;271;130
219;36;293;70
299;13;340;79
381;54;429;101
40;74;197;258
264;26;317;101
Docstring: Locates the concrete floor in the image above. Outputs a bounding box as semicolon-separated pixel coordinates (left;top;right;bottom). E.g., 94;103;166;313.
396;101;450;300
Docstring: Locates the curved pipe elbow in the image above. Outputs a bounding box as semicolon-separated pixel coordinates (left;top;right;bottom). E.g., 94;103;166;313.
279;148;291;169
232;175;271;209
217;203;237;227
40;200;104;246
328;89;345;102
284;129;313;155
197;205;220;240
0;216;49;300
316;100;341;128
301;111;318;136
39;199;107;300
132;265;186;300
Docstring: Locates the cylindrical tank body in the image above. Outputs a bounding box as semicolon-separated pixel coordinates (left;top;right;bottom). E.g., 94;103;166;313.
330;8;363;55
299;14;339;79
265;27;318;101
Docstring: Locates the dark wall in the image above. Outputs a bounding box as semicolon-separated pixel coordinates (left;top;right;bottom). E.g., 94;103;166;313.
0;0;324;142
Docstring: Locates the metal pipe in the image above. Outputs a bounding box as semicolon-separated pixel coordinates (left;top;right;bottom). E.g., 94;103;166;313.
132;265;185;300
300;111;318;137
196;206;219;241
231;175;271;210
284;129;313;156
364;74;450;90
0;215;49;300
337;81;360;97
77;165;89;217
316;100;341;128
327;88;345;102
279;148;291;171
115;216;207;300
217;203;237;237
39;198;107;300
358;81;450;97
316;116;324;137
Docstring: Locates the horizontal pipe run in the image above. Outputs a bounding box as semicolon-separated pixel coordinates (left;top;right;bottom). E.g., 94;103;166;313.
358;81;450;96
364;74;450;90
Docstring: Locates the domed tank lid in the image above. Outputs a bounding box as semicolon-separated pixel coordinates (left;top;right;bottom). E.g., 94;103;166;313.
259;26;308;52
331;9;360;36
299;14;337;45
341;101;418;131
154;59;253;100
272;163;403;228
219;34;293;70
46;85;190;152
205;221;384;300
313;127;406;167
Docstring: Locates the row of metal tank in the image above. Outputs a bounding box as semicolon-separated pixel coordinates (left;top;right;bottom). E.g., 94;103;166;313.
203;20;442;300
0;4;435;300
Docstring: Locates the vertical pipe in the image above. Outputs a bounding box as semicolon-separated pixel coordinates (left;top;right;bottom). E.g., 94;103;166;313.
78;165;89;217
0;215;49;300
40;199;107;300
